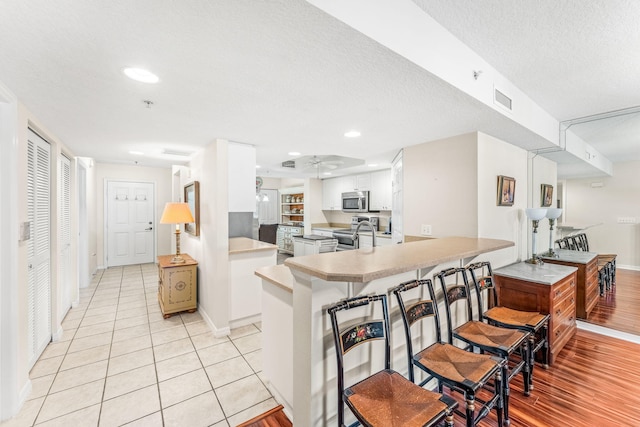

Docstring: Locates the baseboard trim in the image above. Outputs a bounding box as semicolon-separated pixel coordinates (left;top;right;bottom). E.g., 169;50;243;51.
51;325;64;342
199;308;230;338
618;264;640;271
577;320;640;345
229;314;261;330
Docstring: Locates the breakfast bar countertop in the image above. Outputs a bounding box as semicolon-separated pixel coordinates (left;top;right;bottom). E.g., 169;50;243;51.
229;237;278;254
284;236;513;283
493;261;578;285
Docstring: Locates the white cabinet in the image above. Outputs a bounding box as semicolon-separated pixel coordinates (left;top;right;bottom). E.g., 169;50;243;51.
353;174;371;191
277;225;303;254
322;178;342;210
293;237;338;256
312;229;334;237
369;169;392;211
323;171;391;212
358;234;392;248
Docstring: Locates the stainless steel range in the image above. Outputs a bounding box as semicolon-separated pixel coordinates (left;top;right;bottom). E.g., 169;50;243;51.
332;216;379;251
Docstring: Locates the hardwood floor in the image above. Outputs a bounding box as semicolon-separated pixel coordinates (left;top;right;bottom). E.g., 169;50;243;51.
461;329;640;427
236;405;292;427
467;268;640;426
584;269;640;335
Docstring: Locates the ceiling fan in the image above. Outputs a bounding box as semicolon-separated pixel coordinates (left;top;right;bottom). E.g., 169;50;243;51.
297;155;345;177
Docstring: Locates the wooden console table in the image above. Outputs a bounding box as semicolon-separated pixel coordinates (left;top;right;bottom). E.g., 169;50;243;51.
540;249;598;319
157;254;198;318
493;262;577;365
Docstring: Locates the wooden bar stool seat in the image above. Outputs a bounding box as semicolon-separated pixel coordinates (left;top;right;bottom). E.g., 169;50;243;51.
347;370;455;427
392;279;506;427
328;294;457;427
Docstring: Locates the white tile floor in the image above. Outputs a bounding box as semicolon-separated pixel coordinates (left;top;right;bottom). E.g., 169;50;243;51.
1;263;279;427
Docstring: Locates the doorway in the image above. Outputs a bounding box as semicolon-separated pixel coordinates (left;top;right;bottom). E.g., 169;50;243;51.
105;181;155;267
77;163;89;288
26;129;52;368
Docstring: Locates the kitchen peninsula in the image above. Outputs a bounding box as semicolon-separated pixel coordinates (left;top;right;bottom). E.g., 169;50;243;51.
256;236;513;425
228;237;277;328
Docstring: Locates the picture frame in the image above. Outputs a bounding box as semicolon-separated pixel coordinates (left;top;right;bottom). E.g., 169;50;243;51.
497;175;516;206
541;184;554;207
183;181;200;236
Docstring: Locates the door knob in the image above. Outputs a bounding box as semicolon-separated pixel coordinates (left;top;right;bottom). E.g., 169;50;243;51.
145;227;153;231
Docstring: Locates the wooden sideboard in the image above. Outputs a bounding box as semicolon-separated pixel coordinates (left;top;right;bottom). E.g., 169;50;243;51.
493;262;578;365
541;250;599;319
157;254;198;318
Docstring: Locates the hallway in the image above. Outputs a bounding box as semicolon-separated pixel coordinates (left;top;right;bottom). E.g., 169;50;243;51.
1;264;276;426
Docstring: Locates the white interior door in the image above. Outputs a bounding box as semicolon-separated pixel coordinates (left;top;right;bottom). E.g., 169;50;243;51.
27;129;51;368
59;155;72;318
106;181;155;266
257;189;278;224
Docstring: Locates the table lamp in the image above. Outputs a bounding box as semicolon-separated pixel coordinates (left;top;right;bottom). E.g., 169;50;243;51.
525;208;548;264
160;202;194;263
544;208;563;257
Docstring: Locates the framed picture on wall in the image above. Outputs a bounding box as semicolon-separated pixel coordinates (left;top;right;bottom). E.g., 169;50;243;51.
497;175;516;206
184;181;200;236
541;184;553;207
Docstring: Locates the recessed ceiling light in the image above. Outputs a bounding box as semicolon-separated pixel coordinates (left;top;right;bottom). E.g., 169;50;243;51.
256;165;261;169
123;67;159;84
323;172;332;176
129;150;144;155
344;130;361;138
368;163;378;167
288;151;301;156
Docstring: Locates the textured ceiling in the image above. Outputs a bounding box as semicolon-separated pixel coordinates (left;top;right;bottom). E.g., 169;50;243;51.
413;0;640;171
0;0;638;177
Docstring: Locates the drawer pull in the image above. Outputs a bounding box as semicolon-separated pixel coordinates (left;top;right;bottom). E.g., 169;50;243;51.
555;309;561;316
570;298;574;304
571;280;575;287
555;290;561;297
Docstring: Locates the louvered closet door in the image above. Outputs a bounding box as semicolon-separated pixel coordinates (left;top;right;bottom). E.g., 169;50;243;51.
59;154;72;319
27;129;51;368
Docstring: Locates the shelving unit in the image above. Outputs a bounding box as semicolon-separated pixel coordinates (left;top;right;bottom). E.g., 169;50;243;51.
281;191;305;226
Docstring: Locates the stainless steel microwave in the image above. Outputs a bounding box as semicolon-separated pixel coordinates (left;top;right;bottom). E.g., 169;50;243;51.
341;191;369;213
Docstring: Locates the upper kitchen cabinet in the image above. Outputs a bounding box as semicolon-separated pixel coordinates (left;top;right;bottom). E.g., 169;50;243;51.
322;170;392;211
369;169;392;211
322;176;352;210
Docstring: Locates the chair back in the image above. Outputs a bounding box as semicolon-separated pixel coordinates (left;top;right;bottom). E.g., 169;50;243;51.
577;233;590;251
434;267;473;344
556;238;568;249
327;294;391;427
391;279;443;383
467;261;497;314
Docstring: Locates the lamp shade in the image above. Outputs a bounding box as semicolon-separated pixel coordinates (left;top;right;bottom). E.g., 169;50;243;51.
525;208;548;221
546;208;563;219
160;202;194;224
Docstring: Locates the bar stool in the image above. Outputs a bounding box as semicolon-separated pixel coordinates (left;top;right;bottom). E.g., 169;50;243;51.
466;261;551;392
392;279;506;427
435;267;531;427
327;294;457;427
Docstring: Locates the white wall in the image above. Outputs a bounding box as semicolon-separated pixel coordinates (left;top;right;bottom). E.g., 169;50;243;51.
403;133;478;238
477;133;529;266
180;140;232;336
228;142;256;212
564;160;640;269
95;163;172;266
